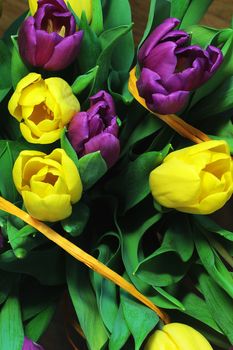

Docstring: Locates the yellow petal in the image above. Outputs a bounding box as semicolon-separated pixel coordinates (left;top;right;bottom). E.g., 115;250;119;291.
20;122;61;144
22;190;72;222
13;150;45;192
18;80;46;106
163;323;213;350
68;0;92;23
144;329;177;350
149;158;200;208
45;77;80;125
46;149;83;203
28;0;38;15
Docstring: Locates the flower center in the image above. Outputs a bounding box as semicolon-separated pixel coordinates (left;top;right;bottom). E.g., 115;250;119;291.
28;103;54;125
46;19;66;37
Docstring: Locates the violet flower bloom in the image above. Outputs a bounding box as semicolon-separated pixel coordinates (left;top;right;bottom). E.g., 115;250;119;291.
18;0;83;71
68;90;120;168
137;18;223;114
22;337;44;350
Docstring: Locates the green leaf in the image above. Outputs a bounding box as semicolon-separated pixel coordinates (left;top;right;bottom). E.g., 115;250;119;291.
138;0;157;49
67;256;108;350
179;0;212;28
103;0;134;72
135;214;192;287
187;25;219;47
0;142;18;202
62;201;90;236
109;148;170;214
170;0;190;20
195;215;233;241
90;0;103;35
182;293;222;332
93;24;133;92
60;128;79;169
194;228;233;298
108;70;134;104
7;220;37;255
78;151;107;190
121;293;159;350
0;39;12;89
71;66;99;95
11;36;29;90
77;13;101;73
90;233;121;332
0;294;24;350
25;304;56;341
199;273;233;344
109;305;130;350
0;271;16;305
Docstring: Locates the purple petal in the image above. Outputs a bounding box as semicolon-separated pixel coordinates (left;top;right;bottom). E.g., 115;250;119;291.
68;112;89;153
84;133;120;168
34;31;59;66
150;90;190;114
137;68;167;99
44;31;83;70
89;115;104;137
18;17;37;66
105;116;119;137
161;30;190;46
138;18;180;63
206;45;223;73
89;90;116;116
22;337;44;350
143;41;177;79
38;0;68;12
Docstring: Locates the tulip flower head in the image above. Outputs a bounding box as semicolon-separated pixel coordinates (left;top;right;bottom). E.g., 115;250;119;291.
145;323;213;350
150;140;233;214
137;18;223;114
23;337;44;350
8;73;80;144
13;149;83;222
29;0;92;23
68;90;120;168
19;0;84;71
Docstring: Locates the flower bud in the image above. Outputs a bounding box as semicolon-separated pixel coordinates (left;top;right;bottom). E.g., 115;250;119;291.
145;323;213;350
136;18;223;114
19;0;83;71
149;140;233;214
68;90;120;168
13;149;83;222
8;73;80;144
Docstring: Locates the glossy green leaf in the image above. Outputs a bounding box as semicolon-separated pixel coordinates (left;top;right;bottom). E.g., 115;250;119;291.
109;305;130;350
0;294;24;350
170;0;190;20
71;66;99;95
0;39;12;89
78;151;107;190
194;229;233;298
0;142;18;202
103;0;134;72
91;0;103;35
62;201;90;236
67;257;108;350
199;273;233;344
195;215;233;241
60;128;79;169
121;293;159;350
11;36;29;90
25;304;56;341
180;0;213;28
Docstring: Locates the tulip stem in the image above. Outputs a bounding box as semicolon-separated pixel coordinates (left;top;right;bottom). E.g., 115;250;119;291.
128;67;211;144
0;196;170;325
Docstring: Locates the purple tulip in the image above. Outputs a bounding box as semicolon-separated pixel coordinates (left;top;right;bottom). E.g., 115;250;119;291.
68;90;120;168
18;0;83;71
137;18;223;114
22;337;44;350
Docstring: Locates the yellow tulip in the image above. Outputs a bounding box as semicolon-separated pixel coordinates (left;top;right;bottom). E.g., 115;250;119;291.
145;323;213;350
8;73;80;144
149;140;233;214
13;149;83;222
29;0;92;23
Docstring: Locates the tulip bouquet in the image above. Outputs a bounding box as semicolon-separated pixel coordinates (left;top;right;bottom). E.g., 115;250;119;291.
1;0;233;349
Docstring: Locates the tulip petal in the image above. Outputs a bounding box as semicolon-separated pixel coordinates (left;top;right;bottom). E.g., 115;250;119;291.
18;17;37;66
22;190;72;222
34;31;59;66
150;90;189;114
138;18;180;63
44;31;83;71
84;133;120;168
68;112;90;153
144;329;177;350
